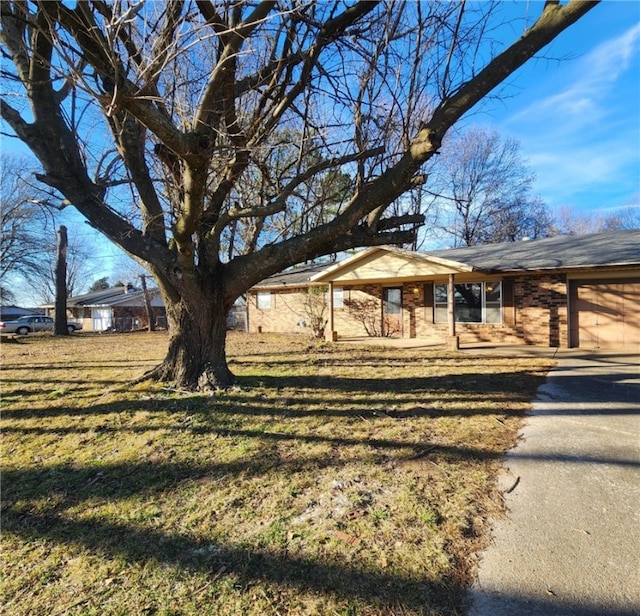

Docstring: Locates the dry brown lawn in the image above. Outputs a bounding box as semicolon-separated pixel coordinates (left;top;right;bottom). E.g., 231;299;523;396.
1;331;553;615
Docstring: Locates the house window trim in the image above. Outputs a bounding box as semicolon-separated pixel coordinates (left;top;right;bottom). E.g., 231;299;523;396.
332;286;344;309
256;291;272;310
433;281;503;325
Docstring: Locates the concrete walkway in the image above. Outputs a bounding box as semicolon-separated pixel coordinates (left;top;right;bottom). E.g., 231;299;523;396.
466;349;640;615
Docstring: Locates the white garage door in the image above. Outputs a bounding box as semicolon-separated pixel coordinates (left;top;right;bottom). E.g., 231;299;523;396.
92;308;113;331
570;280;640;351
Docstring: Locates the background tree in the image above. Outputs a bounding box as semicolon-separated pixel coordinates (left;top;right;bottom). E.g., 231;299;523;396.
425;127;554;247
0;154;50;303
27;231;97;303
0;1;597;388
88;276;110;293
553;205;640;235
53;224;68;335
1;154;97;305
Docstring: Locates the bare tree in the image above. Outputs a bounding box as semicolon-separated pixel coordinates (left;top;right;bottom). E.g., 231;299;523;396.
26;230;97;304
344;297;383;338
0;154;50;302
554;205;640;235
301;286;328;340
0;1;597;388
1;154;96;304
138;273;155;332
426;127;554;247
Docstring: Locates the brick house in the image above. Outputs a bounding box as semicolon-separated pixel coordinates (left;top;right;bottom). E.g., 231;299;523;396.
45;285;167;332
48;286;247;333
247;229;640;351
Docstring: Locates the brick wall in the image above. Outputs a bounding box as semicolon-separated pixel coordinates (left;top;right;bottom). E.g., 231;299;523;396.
512;273;568;346
408;274;568;346
248;287;323;336
248;288;303;334
250;272;570;347
335;286;383;337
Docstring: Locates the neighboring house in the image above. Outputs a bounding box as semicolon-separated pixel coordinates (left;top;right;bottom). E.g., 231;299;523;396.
247;230;640;351
43;286;248;333
0;305;43;322
43;285;167;332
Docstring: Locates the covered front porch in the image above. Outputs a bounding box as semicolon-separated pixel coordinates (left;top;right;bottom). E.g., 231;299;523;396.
311;247;511;350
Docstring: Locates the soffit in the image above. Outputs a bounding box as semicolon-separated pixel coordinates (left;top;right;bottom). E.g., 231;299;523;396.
311;247;475;284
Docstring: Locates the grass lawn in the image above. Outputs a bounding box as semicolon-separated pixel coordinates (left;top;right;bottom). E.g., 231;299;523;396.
1;331;553;615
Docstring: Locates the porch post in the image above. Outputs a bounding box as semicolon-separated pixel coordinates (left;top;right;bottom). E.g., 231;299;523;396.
328;281;337;341
447;273;459;350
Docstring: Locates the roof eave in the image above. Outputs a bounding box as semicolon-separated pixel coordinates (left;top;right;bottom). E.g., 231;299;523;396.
310;247;478;283
495;262;640;275
251;280;327;291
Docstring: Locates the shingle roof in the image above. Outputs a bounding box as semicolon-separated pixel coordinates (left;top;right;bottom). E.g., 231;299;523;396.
425;229;640;272
66;287;136;305
42;286;162;308
252;262;333;289
256;229;640;288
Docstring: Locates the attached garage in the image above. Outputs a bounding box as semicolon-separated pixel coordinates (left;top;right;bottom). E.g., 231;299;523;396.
570;279;640;351
248;229;640;351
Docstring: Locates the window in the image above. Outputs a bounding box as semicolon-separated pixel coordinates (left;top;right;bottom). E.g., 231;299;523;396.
256;291;271;310
332;286;344;309
484;281;502;324
434;284;448;323
383;287;402;315
434;281;502;324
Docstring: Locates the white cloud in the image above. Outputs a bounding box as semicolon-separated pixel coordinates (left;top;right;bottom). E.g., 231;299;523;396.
508;22;640;131
497;22;640;210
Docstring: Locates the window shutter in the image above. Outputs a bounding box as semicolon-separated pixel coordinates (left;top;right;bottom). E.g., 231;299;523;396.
424;283;434;323
502;279;515;325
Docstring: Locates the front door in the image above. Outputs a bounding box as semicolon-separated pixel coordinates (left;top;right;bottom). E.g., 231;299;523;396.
383;287;402;337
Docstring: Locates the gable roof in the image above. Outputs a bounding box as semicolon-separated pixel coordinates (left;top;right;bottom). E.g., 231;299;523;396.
256;229;640;289
310;246;476;284
67;286;138;305
0;305;43;318
42;286;164;308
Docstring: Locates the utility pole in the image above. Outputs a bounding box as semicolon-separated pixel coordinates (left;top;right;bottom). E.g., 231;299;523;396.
139;274;155;332
54;225;68;335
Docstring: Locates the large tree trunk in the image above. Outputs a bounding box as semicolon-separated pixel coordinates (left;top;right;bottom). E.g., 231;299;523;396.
148;284;235;390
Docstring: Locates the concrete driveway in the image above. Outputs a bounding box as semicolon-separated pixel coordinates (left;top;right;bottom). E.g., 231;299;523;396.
466;349;640;616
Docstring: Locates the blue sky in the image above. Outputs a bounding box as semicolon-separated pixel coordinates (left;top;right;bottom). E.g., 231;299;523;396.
3;1;639;303
471;0;640;216
63;3;640;224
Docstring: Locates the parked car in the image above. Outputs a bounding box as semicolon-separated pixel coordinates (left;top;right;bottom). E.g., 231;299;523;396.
0;315;83;335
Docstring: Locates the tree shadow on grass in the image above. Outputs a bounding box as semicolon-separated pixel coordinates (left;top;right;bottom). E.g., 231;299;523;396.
236;370;545;396
6;504;638;616
3;365;637;614
1;439;474;613
0;366;545;422
3;507;460;614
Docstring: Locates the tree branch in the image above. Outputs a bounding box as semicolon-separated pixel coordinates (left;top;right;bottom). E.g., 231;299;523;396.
43;2;189;156
193;1;277;133
428;0;599;134
375;214;426;231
